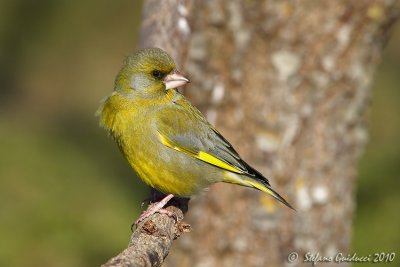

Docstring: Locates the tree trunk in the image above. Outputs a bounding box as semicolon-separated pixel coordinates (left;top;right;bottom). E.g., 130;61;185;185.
156;1;399;267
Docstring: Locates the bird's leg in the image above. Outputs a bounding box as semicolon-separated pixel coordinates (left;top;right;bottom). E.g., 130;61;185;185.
135;194;175;225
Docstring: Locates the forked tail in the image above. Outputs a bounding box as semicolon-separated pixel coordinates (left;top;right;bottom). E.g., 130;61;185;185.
223;171;295;210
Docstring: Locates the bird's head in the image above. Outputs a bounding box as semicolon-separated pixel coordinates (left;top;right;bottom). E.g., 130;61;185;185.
114;47;189;97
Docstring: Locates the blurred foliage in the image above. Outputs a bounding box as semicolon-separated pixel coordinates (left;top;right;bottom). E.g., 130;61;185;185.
0;1;398;267
352;23;400;263
0;1;148;266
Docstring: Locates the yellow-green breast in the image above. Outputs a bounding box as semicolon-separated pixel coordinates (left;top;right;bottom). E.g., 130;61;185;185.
98;90;218;196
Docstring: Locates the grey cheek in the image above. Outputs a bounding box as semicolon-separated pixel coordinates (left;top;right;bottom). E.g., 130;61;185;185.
130;74;141;90
130;74;152;90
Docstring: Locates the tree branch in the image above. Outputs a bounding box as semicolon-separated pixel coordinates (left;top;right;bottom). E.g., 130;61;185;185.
102;196;190;267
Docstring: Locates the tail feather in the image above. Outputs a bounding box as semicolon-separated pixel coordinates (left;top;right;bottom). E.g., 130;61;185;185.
224;171;295;210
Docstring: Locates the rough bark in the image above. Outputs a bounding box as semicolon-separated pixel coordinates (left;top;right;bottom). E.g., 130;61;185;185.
101;204;190;267
139;0;193;66
164;1;400;267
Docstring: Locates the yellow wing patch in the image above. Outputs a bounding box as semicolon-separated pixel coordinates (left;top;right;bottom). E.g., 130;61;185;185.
197;151;243;173
158;132;244;174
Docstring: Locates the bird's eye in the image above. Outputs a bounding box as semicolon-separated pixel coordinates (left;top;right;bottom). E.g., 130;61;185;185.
152;70;162;79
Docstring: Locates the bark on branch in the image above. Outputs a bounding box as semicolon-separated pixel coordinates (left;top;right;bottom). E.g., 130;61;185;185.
101;198;190;267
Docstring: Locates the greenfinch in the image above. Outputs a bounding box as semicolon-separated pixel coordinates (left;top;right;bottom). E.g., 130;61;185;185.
98;48;293;222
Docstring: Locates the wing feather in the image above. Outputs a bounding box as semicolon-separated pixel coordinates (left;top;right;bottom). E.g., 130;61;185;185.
155;101;269;185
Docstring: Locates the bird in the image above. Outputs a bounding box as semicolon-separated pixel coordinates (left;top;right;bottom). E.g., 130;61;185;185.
97;47;293;223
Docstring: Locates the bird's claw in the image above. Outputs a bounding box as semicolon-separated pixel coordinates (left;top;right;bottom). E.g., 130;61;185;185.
131;207;177;231
131;194;175;231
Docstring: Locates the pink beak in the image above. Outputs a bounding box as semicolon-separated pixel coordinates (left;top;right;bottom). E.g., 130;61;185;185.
163;70;190;90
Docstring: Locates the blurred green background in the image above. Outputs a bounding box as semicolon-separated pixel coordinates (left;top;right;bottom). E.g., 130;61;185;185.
0;1;399;267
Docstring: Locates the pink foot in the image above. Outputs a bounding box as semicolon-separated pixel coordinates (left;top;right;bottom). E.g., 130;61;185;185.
135;194;175;225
